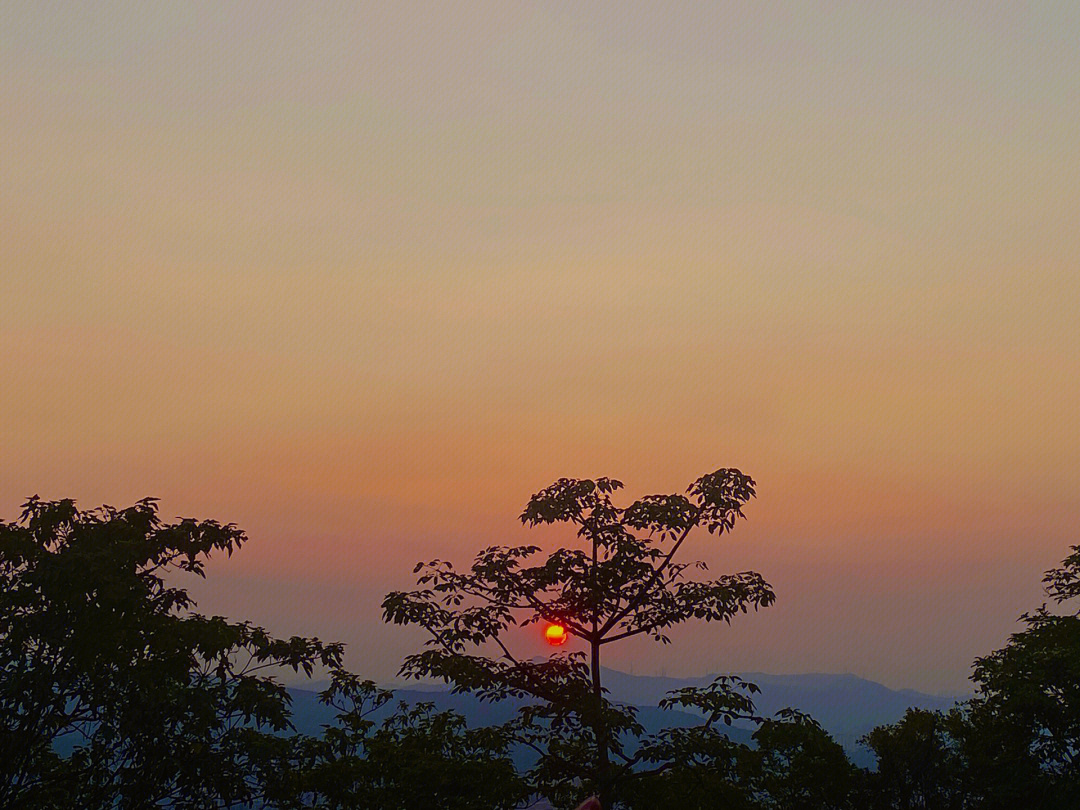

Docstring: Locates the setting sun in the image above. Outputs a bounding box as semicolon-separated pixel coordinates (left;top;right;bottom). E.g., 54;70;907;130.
544;624;568;646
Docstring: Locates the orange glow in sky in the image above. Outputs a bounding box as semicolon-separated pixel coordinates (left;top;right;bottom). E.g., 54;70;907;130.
3;4;1078;694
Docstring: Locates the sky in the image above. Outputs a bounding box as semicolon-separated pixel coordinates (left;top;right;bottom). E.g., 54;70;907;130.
2;2;1079;694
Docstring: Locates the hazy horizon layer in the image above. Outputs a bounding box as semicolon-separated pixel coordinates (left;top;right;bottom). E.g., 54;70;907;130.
3;3;1078;693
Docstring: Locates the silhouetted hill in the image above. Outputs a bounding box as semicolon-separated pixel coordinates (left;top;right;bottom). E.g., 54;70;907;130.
288;669;964;769
287;684;750;771
598;669;964;750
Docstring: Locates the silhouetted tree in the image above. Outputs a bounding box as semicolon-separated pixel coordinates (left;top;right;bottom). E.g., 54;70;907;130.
860;708;967;810
0;497;344;809
1;496;531;809
622;726;759;809
861;545;1080;810
621;675;763;810
953;544;1080;808
268;670;526;809
382;470;776;808
626;704;855;810
752;709;855;809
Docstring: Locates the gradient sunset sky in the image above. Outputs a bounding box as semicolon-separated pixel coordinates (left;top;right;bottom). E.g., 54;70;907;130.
3;3;1079;693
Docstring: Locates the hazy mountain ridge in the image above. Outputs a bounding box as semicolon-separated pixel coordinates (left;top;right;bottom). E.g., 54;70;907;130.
598;669;965;759
286;684;751;773
287;669;966;767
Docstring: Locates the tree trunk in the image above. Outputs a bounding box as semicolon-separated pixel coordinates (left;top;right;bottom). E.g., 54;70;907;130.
591;636;611;809
590;532;612;808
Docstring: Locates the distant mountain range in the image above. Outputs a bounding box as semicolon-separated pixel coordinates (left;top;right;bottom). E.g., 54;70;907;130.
598;670;964;757
287;669;967;768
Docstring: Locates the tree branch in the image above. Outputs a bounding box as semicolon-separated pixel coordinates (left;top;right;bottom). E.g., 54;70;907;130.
599;508;700;636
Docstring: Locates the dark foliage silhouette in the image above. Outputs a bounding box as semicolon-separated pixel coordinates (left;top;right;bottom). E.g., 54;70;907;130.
861;544;1080;809
861;708;967;809
0;497;345;808
266;671;526;809
383;469;791;807
4;492;1076;809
